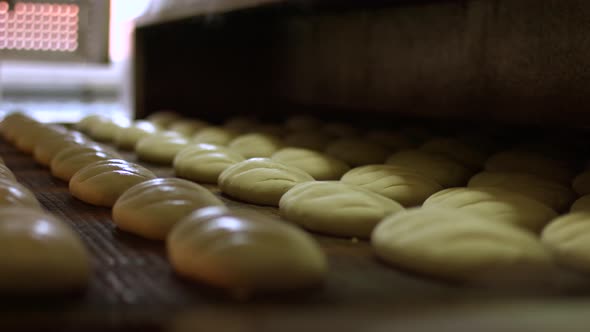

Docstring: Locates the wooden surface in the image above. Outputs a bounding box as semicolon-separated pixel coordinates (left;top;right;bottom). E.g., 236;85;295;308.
2;139;590;331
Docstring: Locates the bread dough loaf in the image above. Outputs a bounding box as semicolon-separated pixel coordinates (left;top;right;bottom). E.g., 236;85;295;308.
15;123;69;154
468;171;575;212
420;137;488;169
572;170;590;196
0;207;90;293
218;158;314;206
325;139;390;166
341;165;442;207
33;132;89;166
1;112;35;142
271;148;350;180
173;144;245;183
87;118;130;142
169;119;209;137
386;150;471;188
192;127;238;146
372;207;553;283
135;134;189;165
0;178;42;210
113;178;224;240
365;130;416;151
228;133;283;158
50;145;121;182
69;159;156;207
283;131;333;151
223;117;258;133
145;111;180;128
285;115;322;131
0;164;17;181
541;212;590;274
485;150;574;185
322;122;360;138
423;187;557;232
75;114;109;133
168;206;326;293
571;195;590;212
114;120;160;150
279;181;404;238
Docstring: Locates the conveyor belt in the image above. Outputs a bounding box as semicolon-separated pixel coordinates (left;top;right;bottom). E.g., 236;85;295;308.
1;138;590;331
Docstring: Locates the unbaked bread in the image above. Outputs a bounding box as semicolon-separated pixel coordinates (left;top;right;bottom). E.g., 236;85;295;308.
167;206;326;294
33;132;89;166
571;195;590;212
271;147;350;180
0;178;43;210
192;127;238;146
283;131;333;151
0;207;90;293
145;111;181;128
468;171;575;212
420;137;488;169
113;178;224;240
173;144;245;183
87;118;130;142
485;150;574;185
325;139;390;167
341;164;442;207
75;114;109;133
422;187;557;232
285;115;322;132
50;145;121;182
218;158;314;206
251;124;285;138
223;117;258;133
135;134;189;165
169;119;209;137
14;123;69;154
228;133;283;158
541;212;590;274
386;149;471;188
114;120;160;150
572;170;590;196
279;181;404;238
69;159;156;207
372;207;553;283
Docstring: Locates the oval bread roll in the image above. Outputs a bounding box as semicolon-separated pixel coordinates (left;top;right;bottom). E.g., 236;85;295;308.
114;120;160;150
283;131;333;151
69;159;156;207
341;165;442;207
75;114;109;133
87;118;130;142
570;195;590;212
228;133;283;158
173;144;245;183
135;134;189;165
0;178;43;210
192;127;238;146
271;147;350;180
420;137;488;169
0;207;90;293
468;171;575;212
485;150;574;185
386;150;471;188
422;187;557;232
541;212;590;274
1;112;35;142
252;124;285;138
285;115;322;132
169;119;209;137
218;158;313;206
280;181;404;238
325;139;390;167
0;163;17;181
50;145;121;182
33;132;88;166
113;178;224;240
372;207;553;283
15;124;68;154
223;117;258;133
168;206;326;293
145;111;180;128
572;170;590;196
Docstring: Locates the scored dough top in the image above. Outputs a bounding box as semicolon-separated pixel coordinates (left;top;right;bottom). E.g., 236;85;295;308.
423;186;557;232
192;127;238;146
420;137;489;169
271;147;350;181
279;181;404;238
228;133;283;158
324;138;390;167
